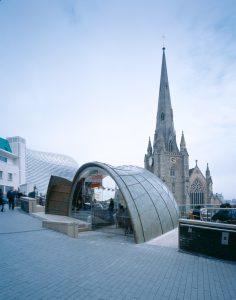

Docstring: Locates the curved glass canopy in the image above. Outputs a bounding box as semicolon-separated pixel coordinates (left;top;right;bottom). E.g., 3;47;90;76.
69;162;179;243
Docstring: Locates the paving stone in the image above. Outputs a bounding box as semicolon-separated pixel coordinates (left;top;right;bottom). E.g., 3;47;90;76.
0;208;236;300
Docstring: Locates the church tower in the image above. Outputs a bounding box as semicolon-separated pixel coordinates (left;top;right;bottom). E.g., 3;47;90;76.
144;47;189;205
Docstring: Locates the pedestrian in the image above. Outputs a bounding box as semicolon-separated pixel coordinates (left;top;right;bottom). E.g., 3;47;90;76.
7;189;15;210
0;188;4;212
108;198;114;222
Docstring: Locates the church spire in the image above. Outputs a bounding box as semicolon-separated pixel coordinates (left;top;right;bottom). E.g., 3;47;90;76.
206;163;211;178
180;131;186;149
154;47;178;153
147;137;152;155
180;131;188;155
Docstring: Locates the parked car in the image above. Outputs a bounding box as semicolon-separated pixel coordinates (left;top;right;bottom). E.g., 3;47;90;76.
211;209;236;224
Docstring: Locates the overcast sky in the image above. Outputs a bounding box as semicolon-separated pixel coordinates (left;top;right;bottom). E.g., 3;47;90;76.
0;0;236;199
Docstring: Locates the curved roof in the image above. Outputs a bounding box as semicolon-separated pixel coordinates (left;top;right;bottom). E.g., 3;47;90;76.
26;149;78;194
70;162;179;243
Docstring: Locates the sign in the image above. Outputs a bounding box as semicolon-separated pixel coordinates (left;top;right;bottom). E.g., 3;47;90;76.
91;175;102;188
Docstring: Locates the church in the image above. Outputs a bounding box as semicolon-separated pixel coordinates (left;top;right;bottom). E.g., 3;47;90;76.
144;47;222;207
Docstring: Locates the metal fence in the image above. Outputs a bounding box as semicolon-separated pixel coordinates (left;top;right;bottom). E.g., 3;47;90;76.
178;204;236;224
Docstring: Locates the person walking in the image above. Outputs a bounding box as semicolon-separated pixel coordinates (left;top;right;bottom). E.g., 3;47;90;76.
0;188;4;212
7;189;15;210
108;198;114;222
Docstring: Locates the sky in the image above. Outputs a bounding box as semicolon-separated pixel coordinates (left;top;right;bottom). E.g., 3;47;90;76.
0;0;236;199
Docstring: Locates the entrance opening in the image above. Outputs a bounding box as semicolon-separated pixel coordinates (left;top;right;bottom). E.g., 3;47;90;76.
71;167;133;238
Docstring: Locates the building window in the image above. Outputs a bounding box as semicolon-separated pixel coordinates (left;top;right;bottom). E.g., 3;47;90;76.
170;167;175;177
0;171;2;179
172;182;175;193
0;156;7;163
8;173;13;181
161;112;165;121
190;179;204;207
168;140;173;152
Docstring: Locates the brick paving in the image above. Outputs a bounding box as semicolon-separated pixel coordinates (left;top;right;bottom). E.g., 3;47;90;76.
0;208;236;300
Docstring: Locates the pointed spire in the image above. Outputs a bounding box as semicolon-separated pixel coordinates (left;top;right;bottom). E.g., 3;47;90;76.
206;163;212;184
180;131;188;156
147;137;152;155
154;47;178;153
206;163;210;177
159;47;170;102
180;131;186;149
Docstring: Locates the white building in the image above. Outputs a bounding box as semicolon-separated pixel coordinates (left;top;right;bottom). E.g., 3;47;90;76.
0;137;21;193
0;136;78;196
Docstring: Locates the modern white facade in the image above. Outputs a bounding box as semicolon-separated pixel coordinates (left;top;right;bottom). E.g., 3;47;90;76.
0;136;78;196
26;148;78;195
0;139;19;193
7;136;26;186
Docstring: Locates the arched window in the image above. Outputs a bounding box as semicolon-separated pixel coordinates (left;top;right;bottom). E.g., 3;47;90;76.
169;140;173;152
161;112;165;121
190;179;204;207
170;167;175;177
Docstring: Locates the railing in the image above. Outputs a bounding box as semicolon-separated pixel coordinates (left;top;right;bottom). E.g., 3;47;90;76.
178;204;236;225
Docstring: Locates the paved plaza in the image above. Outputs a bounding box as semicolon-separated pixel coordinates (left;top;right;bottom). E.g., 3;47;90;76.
0;208;236;300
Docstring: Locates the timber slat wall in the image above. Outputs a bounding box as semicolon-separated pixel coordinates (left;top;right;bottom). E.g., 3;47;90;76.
46;176;72;216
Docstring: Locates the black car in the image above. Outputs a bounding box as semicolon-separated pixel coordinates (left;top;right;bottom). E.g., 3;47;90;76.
211;209;236;224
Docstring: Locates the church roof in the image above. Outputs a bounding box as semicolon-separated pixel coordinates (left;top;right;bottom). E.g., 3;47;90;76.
189;163;205;180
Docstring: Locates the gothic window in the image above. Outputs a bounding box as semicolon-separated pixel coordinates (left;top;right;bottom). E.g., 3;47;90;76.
170;167;175;177
161;112;165;121
190;179;204;207
168;140;173;152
